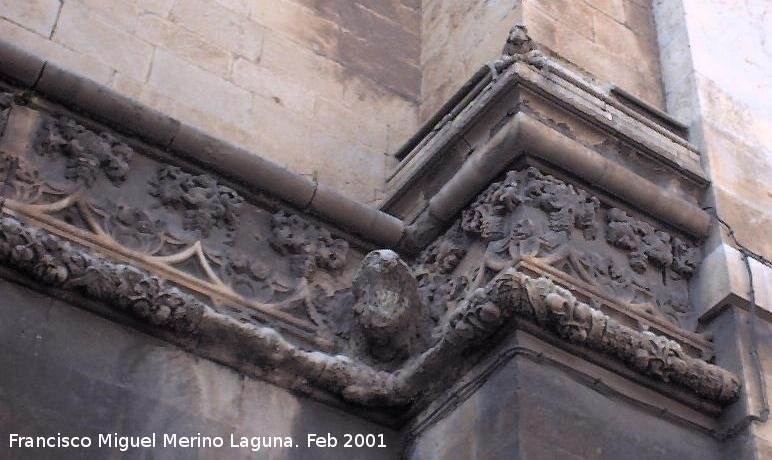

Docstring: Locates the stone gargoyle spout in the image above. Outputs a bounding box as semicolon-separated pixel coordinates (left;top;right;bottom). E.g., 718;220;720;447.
350;250;433;368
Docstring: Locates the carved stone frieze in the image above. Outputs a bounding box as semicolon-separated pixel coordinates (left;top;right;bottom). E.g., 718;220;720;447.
1;107;356;339
38;117;134;186
0;214;740;406
0;102;739;410
0;215;203;331
453;167;699;328
149;165;243;237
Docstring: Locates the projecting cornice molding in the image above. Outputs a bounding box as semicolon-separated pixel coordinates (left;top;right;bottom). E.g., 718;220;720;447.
383;26;711;249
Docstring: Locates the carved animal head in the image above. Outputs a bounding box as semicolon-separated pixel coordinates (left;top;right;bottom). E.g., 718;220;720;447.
350;250;430;366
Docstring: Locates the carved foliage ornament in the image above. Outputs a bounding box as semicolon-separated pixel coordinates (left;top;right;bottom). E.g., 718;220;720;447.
39;117;134;186
0;215;203;331
444;269;740;404
0;214;739;406
270;210;349;278
606;207;697;277
149;165;243;237
453;167;700;326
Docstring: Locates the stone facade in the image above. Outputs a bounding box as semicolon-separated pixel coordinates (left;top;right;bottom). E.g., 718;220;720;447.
0;1;771;459
420;0;665;121
0;0;420;202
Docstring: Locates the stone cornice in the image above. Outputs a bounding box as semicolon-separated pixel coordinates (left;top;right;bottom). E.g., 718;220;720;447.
0;41;405;249
382;27;711;247
0;214;740;408
396;114;712;254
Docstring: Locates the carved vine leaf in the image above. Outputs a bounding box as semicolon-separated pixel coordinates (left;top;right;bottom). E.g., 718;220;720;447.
0;153;56;204
218;252;273;299
269;210;348;278
671;237;699;279
149;165;243;238
414;222;469;322
605;208;698;279
455;167;701;325
462;167;601;243
39;117;134;187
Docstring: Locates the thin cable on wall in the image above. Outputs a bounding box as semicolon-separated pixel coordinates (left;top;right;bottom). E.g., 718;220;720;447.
704;206;771;439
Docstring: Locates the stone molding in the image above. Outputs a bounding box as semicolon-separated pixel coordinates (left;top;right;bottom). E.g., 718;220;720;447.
0;41;405;248
383;27;710;252
0;214;740;406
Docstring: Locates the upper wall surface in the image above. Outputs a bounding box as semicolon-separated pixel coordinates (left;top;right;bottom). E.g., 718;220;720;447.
420;0;665;122
655;0;772;260
0;0;421;202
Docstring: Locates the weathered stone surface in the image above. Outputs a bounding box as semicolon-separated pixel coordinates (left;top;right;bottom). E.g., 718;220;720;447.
351;250;431;367
52;3;153;81
0;0;61;36
170;0;263;61
231;58;315;114
421;0;666;121
407;341;722;459
1;0;420;201
0;278;402;460
148;50;252;131
0;19;114;84
136;14;232;77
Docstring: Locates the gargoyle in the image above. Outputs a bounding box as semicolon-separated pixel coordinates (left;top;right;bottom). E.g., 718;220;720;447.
349;250;433;368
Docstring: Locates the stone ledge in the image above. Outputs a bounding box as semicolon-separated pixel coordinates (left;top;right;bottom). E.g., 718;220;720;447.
394;112;712;255
0;214;740;414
